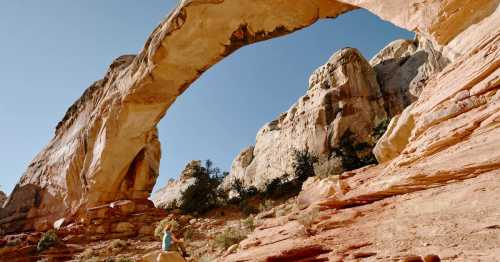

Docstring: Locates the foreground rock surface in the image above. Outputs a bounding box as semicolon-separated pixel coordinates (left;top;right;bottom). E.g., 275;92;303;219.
0;4;498;262
222;47;387;191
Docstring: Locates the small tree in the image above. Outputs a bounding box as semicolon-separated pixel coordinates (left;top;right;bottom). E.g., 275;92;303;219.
179;160;228;214
262;149;318;199
292;149;318;182
37;230;58;252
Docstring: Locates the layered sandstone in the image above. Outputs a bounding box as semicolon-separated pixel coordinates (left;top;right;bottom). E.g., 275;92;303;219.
224;3;500;261
151;161;200;209
222;48;387;191
2;0;498;237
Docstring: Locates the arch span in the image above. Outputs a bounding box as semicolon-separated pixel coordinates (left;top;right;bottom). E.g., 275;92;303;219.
1;0;495;232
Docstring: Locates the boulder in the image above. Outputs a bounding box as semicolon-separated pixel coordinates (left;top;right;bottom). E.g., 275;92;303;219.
297;176;339;209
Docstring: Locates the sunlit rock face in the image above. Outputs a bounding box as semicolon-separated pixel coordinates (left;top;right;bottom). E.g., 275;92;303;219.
224;3;500;261
1;0;497;233
222;48;388;191
151;161;200;209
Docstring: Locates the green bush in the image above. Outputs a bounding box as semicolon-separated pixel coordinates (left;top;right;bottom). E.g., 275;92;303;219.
332;130;378;171
292;149;318;182
213;227;246;250
229;178;258;204
37;230;58;252
179;160;228;214
242;216;256;231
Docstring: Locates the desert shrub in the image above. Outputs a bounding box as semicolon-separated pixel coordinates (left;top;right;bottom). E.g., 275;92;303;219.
297;207;319;236
292;149;318;182
154;218;180;240
332;130;378;171
261;149;318;199
109;239;128;250
37;230;58;252
372;119;390;141
214;227;246;250
180;160;228;214
242;216;255;231
229;178;258;204
183;227;194;241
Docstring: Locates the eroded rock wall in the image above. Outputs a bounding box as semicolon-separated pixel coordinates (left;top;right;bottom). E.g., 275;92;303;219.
2;0;497;233
370;37;449;116
224;3;500;261
0;191;6;208
222;48;387;191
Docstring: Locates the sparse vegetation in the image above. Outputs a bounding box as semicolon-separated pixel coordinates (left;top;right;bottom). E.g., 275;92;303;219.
109;239;128;250
179;160;228;214
372;119;390;140
213;227;246;250
242;216;256;231
332;130;378;171
37;230;58;252
261;149;318;199
297;207;320;236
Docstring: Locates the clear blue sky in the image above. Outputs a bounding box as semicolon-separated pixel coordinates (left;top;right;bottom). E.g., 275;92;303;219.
0;1;413;195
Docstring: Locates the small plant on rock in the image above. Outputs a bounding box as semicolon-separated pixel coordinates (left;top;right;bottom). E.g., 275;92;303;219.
109;239;128;250
297;207;320;236
37;230;58;252
242;216;256;231
214;227;246;250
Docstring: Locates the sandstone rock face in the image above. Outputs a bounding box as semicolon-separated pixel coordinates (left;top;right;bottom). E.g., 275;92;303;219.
370;37;449;116
222;48;387;191
0;191;6;207
2;0;497;234
151;161;200;209
225;3;500;261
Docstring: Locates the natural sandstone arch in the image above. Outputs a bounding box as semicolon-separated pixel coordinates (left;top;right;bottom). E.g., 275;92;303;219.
1;0;497;232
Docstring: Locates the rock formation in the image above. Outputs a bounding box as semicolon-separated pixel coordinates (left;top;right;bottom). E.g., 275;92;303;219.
370;37;449;116
151;161;200;209
222;48;388;191
223;3;500;261
0;191;6;208
1;0;498;245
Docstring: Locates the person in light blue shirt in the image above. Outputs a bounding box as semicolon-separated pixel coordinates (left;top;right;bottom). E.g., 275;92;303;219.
162;224;185;255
